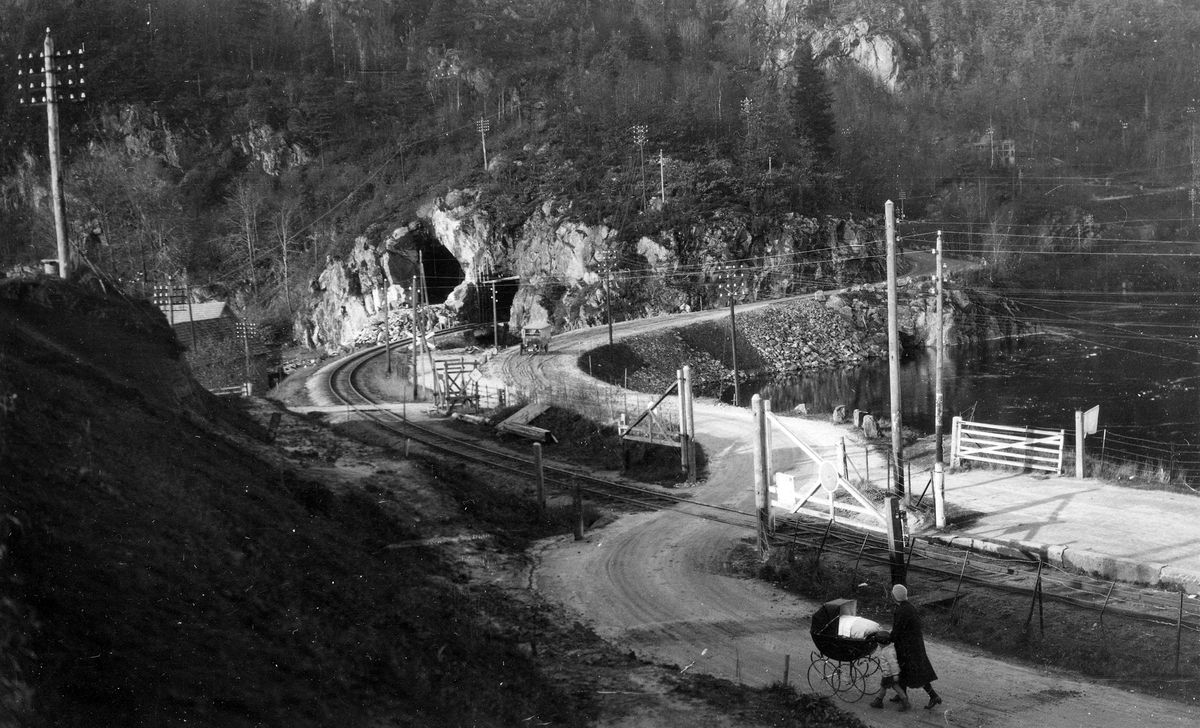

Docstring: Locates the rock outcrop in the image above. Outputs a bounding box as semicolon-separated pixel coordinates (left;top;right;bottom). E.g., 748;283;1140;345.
297;188;890;354
811;20;906;91
818;276;1031;351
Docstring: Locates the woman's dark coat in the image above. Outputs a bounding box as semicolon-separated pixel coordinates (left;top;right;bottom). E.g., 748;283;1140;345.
892;600;938;688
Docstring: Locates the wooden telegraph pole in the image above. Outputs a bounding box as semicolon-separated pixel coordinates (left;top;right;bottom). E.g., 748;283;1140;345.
382;267;393;375
718;265;745;406
885;200;906;503
751;395;773;558
17;30;86;279
933;231;946;528
477;117;490;170
411;274;420;400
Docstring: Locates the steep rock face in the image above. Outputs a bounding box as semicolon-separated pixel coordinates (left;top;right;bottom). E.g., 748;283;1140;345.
299;191;887;355
811;20;905;91
295;231;418;352
507;202;617;327
420;189;504;308
232;124;313;176
419;191;617;330
416;190;885;333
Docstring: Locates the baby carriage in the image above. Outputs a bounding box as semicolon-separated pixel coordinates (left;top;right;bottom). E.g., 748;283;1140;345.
807;598;889;702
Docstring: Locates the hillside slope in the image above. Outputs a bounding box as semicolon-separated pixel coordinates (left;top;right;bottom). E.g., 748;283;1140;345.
0;276;588;726
0;275;875;728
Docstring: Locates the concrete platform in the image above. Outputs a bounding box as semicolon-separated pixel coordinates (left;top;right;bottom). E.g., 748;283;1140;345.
924;467;1200;592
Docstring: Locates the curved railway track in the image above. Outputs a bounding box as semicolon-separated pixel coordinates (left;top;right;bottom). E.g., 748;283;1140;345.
321;334;756;529
317;330;1200;635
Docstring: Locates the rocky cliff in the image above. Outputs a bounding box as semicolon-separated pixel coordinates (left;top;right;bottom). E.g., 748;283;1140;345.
297;189;888;354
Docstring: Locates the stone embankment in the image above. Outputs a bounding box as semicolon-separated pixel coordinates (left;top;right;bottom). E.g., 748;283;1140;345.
615;275;1031;389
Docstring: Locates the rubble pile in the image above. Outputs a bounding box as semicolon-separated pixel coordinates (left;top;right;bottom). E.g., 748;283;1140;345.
739;299;885;372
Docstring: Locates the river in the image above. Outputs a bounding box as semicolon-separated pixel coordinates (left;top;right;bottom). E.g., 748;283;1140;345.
739;292;1200;479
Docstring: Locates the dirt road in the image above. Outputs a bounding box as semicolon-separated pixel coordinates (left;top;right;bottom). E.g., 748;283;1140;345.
483;269;1200;727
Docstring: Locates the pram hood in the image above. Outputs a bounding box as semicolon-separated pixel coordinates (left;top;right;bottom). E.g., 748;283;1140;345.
810;598;856;637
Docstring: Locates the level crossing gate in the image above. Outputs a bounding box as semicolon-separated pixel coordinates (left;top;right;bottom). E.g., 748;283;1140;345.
950;416;1064;474
758;402;890;535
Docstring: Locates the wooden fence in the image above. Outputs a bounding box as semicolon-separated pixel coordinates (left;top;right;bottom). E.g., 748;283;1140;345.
951;417;1064;474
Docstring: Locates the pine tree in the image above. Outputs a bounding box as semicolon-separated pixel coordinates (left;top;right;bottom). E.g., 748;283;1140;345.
791;39;837;166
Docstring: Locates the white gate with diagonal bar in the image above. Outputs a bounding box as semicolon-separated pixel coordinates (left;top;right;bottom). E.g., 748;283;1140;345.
766;412;890;533
950;416;1064;474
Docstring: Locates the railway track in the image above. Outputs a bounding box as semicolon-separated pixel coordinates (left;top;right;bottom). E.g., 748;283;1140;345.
321;335;756;530
317;332;1200;635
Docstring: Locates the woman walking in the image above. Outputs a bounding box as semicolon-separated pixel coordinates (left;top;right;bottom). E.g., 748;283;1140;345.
870;584;942;711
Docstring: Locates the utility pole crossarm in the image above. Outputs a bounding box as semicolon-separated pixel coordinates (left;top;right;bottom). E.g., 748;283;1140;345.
16;29;87;279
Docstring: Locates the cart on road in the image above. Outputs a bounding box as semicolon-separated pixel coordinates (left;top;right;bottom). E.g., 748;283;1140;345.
520;325;552;355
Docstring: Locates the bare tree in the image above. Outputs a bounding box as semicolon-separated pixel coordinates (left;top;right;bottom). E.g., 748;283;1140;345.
272;200;301;314
227;180;264;299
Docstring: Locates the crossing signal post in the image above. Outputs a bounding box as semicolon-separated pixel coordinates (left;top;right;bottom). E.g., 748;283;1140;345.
16;29;87;279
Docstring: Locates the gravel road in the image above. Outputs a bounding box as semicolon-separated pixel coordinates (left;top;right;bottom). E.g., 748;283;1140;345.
482;260;1200;727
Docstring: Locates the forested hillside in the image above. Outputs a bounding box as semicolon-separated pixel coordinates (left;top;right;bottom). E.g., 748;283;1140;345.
2;0;1199;336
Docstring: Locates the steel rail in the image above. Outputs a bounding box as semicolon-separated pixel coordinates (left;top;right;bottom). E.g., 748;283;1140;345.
316;328;1199;634
322;338;757;529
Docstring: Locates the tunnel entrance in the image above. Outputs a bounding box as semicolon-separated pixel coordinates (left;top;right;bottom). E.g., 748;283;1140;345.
410;227;465;305
465;277;520;345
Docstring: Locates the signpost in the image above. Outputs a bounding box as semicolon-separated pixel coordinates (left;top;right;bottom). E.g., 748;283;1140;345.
1076;405;1100;478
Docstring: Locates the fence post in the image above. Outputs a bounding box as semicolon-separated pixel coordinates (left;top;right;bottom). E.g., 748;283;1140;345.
534;442;546;510
1177;591;1185;676
783;654;790;686
837;437;847;479
683;365;696;483
573;480;584;541
815;518;834;571
1025;561;1043;634
952;553;969;609
1099;581;1115;630
1075;410;1085;479
677;369;688;478
950;416;961;467
850;531;870;586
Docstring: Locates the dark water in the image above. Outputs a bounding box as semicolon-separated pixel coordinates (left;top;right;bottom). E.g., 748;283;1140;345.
738;294;1200;472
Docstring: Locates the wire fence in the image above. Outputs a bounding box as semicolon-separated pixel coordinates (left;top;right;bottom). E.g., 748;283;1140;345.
782;516;1200;677
1088;429;1200;489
